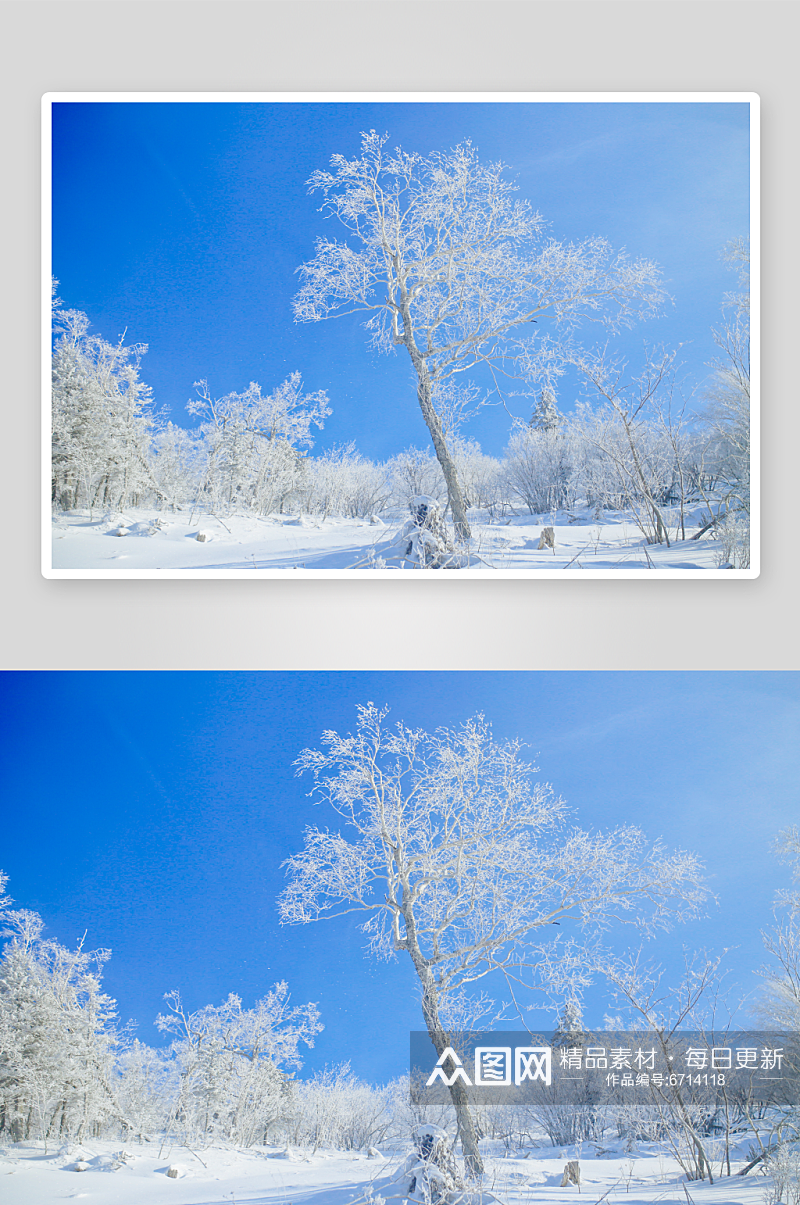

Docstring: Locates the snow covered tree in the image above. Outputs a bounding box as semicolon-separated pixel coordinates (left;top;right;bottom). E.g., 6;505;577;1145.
754;827;800;1031
293;132;666;541
530;387;565;434
302;443;391;519
699;238;751;564
600;948;734;1182
155;983;321;1147
149;422;203;510
0;909;123;1143
52;307;158;511
187;375;331;515
503;424;575;514
115;1039;176;1140
285;1064;393;1151
389;447;448;509
278;704;706;1176
449;438;503;514
567;348;681;544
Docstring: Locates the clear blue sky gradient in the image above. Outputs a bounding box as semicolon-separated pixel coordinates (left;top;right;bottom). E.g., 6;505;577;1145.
1;671;794;1084
51;100;751;460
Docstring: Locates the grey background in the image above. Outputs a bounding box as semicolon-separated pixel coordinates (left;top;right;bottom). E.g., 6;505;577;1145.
3;1;793;669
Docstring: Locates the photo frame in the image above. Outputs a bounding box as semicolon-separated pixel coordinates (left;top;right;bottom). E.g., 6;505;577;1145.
43;92;758;579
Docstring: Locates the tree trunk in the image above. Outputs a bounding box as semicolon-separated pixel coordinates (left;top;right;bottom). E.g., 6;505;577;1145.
414;378;471;543
403;932;483;1176
397;307;471;541
420;990;484;1177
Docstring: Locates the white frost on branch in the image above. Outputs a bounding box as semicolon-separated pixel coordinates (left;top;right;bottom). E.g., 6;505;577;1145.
279;704;706;994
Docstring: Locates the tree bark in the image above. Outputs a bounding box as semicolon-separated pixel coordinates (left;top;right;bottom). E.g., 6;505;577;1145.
399;900;483;1176
420;983;484;1177
414;377;472;543
397;302;471;541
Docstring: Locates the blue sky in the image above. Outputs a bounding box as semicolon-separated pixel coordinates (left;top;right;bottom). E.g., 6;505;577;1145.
1;671;795;1084
51;99;751;460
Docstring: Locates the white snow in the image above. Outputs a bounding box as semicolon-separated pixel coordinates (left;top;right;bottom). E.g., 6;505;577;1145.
47;505;752;579
0;1137;773;1205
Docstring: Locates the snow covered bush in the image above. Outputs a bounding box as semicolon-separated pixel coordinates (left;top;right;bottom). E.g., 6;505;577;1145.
389;448;448;510
404;1123;463;1202
283;1064;394;1151
502;425;575;514
387;496;467;569
570;402;679;542
763;1146;800;1205
449;438;505;514
149;423;202;510
715;509;751;568
701;238;750;525
115;1040;176;1140
302;444;391;518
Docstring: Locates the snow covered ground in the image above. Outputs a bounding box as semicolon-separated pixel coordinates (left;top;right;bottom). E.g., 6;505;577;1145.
47;505;751;579
0;1137;770;1205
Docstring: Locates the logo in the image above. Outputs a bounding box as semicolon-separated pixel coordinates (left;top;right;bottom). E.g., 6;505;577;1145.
425;1045;551;1088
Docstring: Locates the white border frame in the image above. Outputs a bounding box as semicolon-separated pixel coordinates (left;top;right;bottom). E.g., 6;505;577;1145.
42;91;759;580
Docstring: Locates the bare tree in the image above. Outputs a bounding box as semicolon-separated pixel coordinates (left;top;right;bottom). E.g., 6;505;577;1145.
293;132;666;541
601;949;733;1182
568;347;680;546
278;704;706;1176
696;239;751;565
742;836;800;1196
754;827;800;1031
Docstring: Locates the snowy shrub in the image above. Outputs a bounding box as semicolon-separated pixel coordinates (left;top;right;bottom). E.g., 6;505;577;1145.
389;448;447;509
186;376;329;516
405;1123;463;1202
570;404;680;543
383;497;468;570
763;1146;800;1205
502;425;574;514
149;423;202;509
115;1041;176;1140
302;444;391;518
284;1065;393;1151
715;509;750;568
449;438;505;514
523;1101;604;1147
